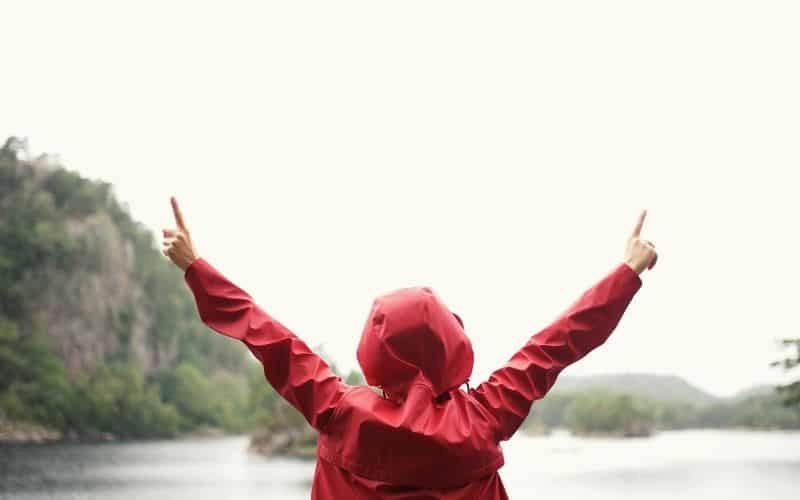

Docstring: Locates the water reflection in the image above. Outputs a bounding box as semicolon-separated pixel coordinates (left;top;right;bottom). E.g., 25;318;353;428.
2;430;798;500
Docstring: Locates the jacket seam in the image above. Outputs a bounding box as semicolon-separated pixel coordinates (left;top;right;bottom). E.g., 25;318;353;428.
321;384;362;434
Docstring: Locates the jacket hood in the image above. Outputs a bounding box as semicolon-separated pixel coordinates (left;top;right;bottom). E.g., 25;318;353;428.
357;287;474;398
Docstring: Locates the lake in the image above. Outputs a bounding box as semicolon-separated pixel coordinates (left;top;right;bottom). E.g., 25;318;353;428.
1;430;798;499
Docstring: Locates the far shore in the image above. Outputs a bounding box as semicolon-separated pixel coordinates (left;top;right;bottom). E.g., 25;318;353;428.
4;419;799;447
0;420;239;446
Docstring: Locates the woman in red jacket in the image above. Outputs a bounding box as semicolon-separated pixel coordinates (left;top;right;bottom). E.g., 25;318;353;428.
163;197;657;500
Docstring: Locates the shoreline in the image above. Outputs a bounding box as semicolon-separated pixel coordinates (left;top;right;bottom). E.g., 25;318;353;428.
0;420;239;446
0;421;62;445
5;420;799;447
523;425;800;439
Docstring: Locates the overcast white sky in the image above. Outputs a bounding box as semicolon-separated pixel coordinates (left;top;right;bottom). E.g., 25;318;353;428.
2;1;798;397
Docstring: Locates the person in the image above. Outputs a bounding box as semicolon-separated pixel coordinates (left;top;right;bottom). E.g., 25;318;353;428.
162;197;657;500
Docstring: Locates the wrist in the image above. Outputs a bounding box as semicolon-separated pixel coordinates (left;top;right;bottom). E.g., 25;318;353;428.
624;259;645;275
183;256;201;274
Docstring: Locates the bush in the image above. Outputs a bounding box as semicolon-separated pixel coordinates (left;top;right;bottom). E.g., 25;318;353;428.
565;391;657;436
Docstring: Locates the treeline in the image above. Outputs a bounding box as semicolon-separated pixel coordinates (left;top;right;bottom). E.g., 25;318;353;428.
0;320;259;437
1;315;360;439
773;338;800;406
524;388;800;437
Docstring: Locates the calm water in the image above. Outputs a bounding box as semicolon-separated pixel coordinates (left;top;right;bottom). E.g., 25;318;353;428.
1;430;798;499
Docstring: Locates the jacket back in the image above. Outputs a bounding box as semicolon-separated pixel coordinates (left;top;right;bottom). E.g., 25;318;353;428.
318;286;505;489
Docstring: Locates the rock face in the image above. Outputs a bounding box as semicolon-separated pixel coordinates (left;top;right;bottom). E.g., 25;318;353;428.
0;138;256;440
0;138;243;381
0;137;367;443
249;427;318;459
36;213;160;377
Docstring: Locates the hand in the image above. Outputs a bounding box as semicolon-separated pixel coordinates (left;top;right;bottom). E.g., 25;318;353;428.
624;210;658;274
162;196;199;271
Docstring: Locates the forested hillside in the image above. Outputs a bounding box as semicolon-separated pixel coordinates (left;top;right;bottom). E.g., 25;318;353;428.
0;137;275;438
525;374;800;436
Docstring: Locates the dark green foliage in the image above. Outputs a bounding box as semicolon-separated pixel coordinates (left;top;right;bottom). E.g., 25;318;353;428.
0;166;79;317
772;338;800;407
0;323;183;438
564;391;657;436
524;385;800;435
345;369;365;386
0;320;73;430
0;306;184;439
154;363;252;432
693;392;800;429
68;364;181;438
0;137;260;438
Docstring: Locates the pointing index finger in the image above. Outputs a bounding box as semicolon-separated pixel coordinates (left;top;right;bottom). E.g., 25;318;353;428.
171;196;187;230
631;209;647;238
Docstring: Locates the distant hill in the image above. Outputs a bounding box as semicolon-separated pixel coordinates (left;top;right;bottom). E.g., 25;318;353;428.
727;384;776;402
551;373;719;406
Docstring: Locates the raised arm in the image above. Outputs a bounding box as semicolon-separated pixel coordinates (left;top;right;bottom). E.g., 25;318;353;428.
471;211;658;442
162;197;347;431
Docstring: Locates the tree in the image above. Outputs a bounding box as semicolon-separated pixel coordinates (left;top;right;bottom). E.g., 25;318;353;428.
564;391;657;437
772;338;800;406
0;136;28;161
345;369;365;386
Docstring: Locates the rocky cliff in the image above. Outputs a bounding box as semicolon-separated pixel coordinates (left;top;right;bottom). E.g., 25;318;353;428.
0;137;254;438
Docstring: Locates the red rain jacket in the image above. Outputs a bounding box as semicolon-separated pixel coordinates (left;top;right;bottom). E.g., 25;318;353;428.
185;259;642;499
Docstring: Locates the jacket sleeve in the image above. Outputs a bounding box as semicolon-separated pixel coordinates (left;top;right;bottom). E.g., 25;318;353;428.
183;258;348;432
471;262;643;441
